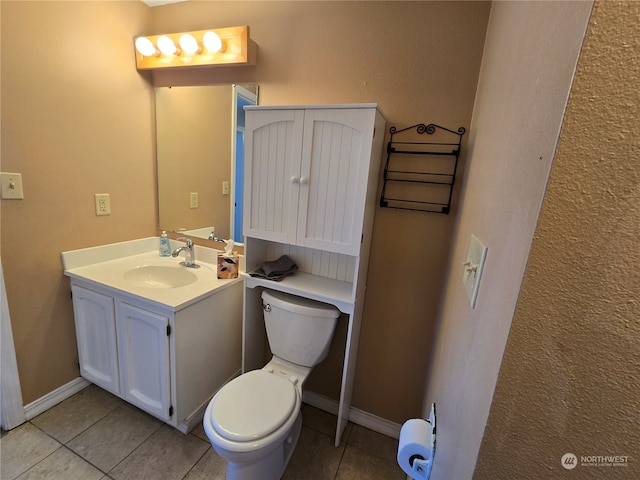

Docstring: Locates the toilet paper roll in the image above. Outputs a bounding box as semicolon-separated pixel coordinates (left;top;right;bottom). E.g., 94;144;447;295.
397;418;434;480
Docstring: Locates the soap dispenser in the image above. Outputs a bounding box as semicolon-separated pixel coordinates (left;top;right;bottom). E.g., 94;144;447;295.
159;231;171;257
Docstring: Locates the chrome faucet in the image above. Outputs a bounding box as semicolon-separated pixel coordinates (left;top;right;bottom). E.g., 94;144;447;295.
172;237;199;268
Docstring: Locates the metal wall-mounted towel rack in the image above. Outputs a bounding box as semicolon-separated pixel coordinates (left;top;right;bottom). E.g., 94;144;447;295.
379;123;466;214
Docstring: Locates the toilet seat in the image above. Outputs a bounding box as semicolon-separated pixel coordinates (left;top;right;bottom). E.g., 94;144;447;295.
211;370;297;442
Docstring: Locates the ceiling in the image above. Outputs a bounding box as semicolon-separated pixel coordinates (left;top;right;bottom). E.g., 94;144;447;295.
140;0;188;7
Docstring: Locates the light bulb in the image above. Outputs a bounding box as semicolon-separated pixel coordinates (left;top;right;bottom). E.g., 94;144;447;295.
179;34;201;55
203;31;224;53
135;37;157;56
157;35;178;55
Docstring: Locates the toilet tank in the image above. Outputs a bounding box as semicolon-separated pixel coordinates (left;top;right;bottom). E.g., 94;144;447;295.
261;290;340;368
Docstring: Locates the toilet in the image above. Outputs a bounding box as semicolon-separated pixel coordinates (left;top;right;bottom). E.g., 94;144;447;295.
203;289;340;480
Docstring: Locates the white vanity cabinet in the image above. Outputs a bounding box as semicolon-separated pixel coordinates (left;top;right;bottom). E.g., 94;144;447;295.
69;278;243;433
244;106;381;256
242;104;386;446
72;284;172;421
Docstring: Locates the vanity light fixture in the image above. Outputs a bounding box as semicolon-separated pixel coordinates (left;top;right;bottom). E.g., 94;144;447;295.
203;31;224;53
134;36;158;57
134;25;256;70
156;35;178;56
179;33;201;55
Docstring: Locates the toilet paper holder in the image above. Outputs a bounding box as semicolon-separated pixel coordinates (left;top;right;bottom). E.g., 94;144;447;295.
398;403;436;480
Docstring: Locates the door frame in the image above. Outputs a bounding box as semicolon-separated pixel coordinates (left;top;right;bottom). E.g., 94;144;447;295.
1;258;26;430
231;84;258;243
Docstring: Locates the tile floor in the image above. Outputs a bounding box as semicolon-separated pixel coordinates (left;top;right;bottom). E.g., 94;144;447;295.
1;385;405;480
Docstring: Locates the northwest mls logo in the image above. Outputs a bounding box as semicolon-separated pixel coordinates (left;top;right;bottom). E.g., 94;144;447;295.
561;453;578;470
562;452;629;469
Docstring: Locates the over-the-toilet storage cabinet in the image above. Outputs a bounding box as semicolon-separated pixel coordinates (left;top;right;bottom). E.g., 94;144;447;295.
242;104;385;446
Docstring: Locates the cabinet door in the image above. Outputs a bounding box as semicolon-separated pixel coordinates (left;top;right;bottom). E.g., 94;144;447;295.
244;109;304;244
71;285;120;395
117;302;171;421
298;108;375;255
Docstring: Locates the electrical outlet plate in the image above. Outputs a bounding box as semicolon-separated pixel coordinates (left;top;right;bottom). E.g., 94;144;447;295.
463;234;488;308
1;172;24;199
94;193;111;216
190;192;198;208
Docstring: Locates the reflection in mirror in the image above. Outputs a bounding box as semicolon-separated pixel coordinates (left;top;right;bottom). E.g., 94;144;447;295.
156;84;258;243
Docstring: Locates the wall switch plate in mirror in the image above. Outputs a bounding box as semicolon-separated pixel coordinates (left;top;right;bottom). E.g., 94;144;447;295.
463;234;488;308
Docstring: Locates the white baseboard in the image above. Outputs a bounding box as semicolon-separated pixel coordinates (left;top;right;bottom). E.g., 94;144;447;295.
349;405;401;439
24;377;90;420
302;390;339;415
303;391;401;439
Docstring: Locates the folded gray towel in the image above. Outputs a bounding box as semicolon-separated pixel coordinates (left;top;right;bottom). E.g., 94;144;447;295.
249;255;298;281
260;255;298;276
248;270;293;281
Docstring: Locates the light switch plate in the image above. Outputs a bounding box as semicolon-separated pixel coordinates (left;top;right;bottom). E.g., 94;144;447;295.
190;192;198;208
463;234;488;308
1;172;24;199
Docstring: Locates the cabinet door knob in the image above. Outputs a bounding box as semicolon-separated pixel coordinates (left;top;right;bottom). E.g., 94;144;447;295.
299;176;309;185
290;176;300;184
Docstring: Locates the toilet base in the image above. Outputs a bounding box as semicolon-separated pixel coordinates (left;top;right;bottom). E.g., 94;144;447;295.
224;411;303;480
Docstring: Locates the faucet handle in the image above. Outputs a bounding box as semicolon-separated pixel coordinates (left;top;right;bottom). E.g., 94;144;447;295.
177;237;193;247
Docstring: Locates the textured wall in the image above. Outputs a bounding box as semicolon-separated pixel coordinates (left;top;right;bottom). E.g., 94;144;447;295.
423;2;593;479
474;1;640;478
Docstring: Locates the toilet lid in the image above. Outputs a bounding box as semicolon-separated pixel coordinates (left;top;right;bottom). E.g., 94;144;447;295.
211;370;297;442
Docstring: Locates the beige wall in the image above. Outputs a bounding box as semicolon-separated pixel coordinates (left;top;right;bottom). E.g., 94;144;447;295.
474;1;640;478
2;0;490;422
424;2;593;479
1;1;155;403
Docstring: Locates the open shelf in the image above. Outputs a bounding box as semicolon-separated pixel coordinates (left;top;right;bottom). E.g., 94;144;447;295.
243;271;355;314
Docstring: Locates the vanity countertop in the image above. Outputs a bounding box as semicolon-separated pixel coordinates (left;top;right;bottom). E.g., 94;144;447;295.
62;237;242;311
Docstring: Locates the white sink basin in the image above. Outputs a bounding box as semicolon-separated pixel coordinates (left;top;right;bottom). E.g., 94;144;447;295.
123;265;198;289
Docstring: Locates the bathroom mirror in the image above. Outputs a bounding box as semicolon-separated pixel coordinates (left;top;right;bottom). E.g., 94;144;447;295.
156;84;258;243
